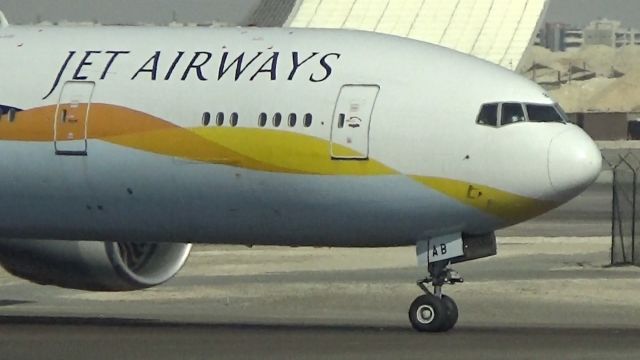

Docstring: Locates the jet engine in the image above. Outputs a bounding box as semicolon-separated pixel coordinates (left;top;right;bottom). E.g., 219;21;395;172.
0;239;191;291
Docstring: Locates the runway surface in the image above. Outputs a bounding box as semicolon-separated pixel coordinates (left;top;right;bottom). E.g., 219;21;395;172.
1;180;639;359
3;320;640;360
500;182;611;237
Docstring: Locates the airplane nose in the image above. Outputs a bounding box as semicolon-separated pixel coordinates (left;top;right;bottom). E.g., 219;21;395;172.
548;127;602;198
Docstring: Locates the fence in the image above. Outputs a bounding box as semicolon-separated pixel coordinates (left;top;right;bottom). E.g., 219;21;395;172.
607;151;640;266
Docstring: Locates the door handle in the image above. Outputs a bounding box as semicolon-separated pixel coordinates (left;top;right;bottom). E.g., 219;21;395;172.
347;116;362;128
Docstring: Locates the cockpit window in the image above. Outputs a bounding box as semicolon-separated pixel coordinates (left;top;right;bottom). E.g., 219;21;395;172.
526;104;565;123
476;102;568;128
477;104;498;126
501;103;526;126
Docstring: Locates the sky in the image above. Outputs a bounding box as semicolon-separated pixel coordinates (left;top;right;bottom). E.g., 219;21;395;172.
545;0;640;28
0;0;263;24
1;0;640;28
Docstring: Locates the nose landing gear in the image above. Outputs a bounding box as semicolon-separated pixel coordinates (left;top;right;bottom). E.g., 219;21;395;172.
409;261;463;332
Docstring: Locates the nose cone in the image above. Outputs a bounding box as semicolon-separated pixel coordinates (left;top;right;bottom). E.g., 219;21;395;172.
548;127;602;199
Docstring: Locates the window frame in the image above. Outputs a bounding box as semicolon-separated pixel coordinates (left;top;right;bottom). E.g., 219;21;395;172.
553;103;570;123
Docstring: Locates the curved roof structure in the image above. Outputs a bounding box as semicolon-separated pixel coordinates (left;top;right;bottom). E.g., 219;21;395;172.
249;0;549;71
247;0;298;27
0;10;8;28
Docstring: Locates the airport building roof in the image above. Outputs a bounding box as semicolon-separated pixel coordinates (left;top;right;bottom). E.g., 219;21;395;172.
250;0;549;71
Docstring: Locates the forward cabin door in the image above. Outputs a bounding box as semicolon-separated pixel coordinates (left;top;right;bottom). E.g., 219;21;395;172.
54;81;95;156
330;85;380;160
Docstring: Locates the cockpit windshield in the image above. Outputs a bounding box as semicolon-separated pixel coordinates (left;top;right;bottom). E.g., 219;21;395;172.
476;103;567;127
526;104;565;123
501;103;526;126
477;103;498;126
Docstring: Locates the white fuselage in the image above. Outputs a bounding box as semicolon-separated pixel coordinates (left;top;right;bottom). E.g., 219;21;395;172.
0;26;600;247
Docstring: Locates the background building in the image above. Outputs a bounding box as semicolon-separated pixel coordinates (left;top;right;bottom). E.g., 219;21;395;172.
536;22;584;51
583;19;640;47
249;0;549;71
538;18;640;51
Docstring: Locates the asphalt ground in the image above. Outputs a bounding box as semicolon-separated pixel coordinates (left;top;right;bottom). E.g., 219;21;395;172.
2;320;640;360
500;182;611;237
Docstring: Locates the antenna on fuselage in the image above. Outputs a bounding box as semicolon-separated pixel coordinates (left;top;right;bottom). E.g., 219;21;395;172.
0;10;9;28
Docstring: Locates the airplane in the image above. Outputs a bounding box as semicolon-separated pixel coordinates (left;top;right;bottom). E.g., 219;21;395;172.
0;11;601;332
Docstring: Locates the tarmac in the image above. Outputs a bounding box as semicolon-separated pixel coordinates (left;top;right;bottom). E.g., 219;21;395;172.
1;181;640;359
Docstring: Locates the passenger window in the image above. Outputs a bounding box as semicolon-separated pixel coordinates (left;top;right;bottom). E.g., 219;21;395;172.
303;113;313;127
230;112;239;127
273;113;282;127
216;112;224;126
477;104;498;126
288;113;297;127
202;112;211;126
501;103;525;126
258;113;267;127
526;105;564;123
8;108;16;122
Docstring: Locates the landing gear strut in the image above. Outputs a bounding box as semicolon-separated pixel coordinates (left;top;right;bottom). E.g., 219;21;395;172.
408;260;463;332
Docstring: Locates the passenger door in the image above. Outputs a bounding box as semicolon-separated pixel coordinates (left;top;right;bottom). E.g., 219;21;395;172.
330;85;380;160
54;81;95;156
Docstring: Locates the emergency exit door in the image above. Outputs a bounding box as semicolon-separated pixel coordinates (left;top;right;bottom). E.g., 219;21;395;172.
54;81;95;156
330;85;380;159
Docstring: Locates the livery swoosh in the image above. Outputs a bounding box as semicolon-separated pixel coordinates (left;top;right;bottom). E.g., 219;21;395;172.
0;103;557;222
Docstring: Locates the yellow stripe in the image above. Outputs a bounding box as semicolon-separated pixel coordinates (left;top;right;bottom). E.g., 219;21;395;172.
190;127;395;176
412;176;558;224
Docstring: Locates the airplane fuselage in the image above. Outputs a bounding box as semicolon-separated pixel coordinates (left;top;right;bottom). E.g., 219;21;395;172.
0;26;600;247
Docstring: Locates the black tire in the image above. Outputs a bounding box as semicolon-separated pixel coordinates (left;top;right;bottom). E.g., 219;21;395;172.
439;295;459;332
408;295;446;332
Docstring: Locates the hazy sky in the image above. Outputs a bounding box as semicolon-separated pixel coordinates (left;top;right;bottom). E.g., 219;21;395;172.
1;0;639;28
546;0;640;27
0;0;262;24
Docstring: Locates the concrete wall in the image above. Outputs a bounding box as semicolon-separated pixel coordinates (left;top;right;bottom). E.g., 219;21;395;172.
572;112;628;140
583;28;615;47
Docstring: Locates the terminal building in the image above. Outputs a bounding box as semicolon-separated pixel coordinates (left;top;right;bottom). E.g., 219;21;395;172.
536;22;583;52
584;19;640;48
537;18;640;52
249;0;549;71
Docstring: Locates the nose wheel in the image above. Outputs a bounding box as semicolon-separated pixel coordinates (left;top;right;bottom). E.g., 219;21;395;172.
409;262;462;332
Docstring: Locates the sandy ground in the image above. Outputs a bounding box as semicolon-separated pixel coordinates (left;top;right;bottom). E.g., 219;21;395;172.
520;45;640;112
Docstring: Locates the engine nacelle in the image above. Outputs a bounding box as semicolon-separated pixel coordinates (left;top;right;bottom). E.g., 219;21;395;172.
0;239;191;291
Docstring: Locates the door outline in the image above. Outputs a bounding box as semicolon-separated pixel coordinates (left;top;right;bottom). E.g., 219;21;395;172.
330;84;380;160
54;81;95;156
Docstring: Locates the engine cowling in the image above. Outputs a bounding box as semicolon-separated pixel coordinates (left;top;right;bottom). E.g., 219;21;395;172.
0;239;191;291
